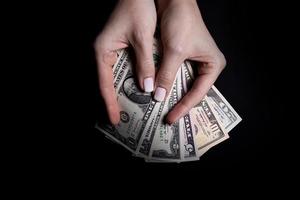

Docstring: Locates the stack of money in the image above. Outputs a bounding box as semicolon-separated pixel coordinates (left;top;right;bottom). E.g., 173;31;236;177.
96;41;242;163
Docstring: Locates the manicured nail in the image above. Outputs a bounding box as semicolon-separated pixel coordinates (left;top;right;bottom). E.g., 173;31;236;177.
154;87;166;101
144;77;154;92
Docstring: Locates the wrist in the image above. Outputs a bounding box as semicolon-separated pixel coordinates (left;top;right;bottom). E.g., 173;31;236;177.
156;0;196;7
156;0;197;15
121;0;155;5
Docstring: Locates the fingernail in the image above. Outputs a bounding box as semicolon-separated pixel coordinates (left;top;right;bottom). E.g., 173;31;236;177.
144;77;154;92
154;87;166;101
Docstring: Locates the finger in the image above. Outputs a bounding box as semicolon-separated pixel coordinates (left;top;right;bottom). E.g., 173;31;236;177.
95;46;120;125
154;46;184;101
166;61;225;124
131;33;155;93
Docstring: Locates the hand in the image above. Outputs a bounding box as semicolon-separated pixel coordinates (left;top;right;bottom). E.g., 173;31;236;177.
155;0;226;124
94;0;157;124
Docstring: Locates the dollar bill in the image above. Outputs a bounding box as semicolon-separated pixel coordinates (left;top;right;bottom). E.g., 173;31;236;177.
183;62;242;132
96;40;241;162
96;48;161;154
135;97;165;157
206;86;242;132
177;62;200;161
147;68;182;161
182;61;229;156
190;99;229;156
113;49;126;81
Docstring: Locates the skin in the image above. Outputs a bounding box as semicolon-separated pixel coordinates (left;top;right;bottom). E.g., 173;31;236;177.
95;0;226;125
94;0;157;124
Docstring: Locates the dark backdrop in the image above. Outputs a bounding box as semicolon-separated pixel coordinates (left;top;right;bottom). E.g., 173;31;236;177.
52;0;295;176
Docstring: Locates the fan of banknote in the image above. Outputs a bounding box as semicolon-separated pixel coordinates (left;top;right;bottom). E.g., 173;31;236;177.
95;40;242;163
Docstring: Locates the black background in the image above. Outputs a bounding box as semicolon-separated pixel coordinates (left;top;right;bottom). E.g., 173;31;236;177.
45;0;297;177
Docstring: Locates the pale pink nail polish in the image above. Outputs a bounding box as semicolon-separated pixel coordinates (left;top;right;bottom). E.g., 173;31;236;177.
154;87;166;101
144;77;154;92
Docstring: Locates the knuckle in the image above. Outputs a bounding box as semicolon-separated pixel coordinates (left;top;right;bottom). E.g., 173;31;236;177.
165;42;185;57
215;52;226;70
94;33;110;54
180;98;190;111
138;58;154;74
132;27;151;44
94;38;106;55
94;35;103;50
157;70;175;87
140;57;153;68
